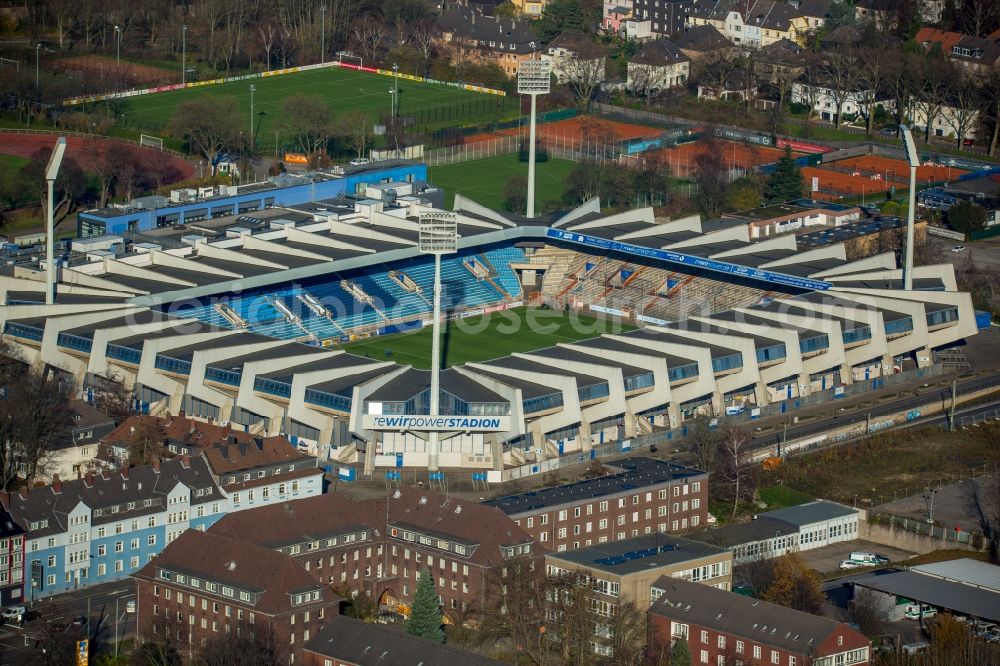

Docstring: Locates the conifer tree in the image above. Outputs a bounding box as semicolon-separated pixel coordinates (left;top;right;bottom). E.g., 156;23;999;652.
766;145;805;203
406;568;445;643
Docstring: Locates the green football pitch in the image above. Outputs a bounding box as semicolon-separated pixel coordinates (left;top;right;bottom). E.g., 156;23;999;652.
341;307;636;369
428;154;576;209
122;66;517;139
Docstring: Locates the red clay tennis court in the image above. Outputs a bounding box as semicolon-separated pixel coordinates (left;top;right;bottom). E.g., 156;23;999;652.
643;141;803;178
464;115;662;146
821;154;969;183
0;133;193;182
802;166;907;200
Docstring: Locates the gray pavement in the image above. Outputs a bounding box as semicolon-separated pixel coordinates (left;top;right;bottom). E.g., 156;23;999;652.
874;475;998;534
798;539;916;575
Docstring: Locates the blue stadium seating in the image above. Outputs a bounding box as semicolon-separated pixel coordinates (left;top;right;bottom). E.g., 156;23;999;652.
169;246;525;341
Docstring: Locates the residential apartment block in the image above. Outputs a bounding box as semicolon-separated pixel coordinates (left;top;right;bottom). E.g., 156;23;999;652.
2;457;225;600
436;5;540;77
649;577;871;666
0;509;24;605
483;458;708;552
134;530;340;665
208;486;541;623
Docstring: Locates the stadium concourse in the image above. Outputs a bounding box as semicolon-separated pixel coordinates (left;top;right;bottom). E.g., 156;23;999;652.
0;184;978;475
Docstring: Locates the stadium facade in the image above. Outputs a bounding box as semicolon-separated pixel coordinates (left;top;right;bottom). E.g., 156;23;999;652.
0;182;978;473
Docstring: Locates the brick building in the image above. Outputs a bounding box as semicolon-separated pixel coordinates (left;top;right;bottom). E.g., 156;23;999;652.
435;5;540;77
482;458;708;552
302;615;504;665
546;534;732;658
207;486;541;624
648;577;870;666
133;530;341;665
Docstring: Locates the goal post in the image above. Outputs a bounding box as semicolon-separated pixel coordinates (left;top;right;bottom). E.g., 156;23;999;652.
335;51;363;69
139;134;164;150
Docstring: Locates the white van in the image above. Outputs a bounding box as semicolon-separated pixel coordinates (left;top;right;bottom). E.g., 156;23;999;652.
850;552;889;565
904;604;937;620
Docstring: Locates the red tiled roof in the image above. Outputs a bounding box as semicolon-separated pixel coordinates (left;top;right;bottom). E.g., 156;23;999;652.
102;414;258;450
204;436;312;475
133;530;339;615
209;486;540;567
914;27;964;54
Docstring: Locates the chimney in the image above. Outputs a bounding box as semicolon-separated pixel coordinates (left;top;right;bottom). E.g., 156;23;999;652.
84;473;95;488
121;466;129;480
152;458;161;474
181;454;191;469
51;475;62;494
18;486;28;500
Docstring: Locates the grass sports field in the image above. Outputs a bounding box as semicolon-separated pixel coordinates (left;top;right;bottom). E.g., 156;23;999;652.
342;307;635;369
428;154;576;209
122;66;516;139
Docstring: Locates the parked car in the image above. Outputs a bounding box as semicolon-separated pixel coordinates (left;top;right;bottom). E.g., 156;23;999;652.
349;158;370;166
962;138;975;147
880;126;899;137
1;605;25;623
901;642;929;655
950;245;966;253
839;560;863;570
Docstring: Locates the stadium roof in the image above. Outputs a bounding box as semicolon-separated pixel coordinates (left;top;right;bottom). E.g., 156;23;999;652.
854;570;1000;622
483;457;705;516
548;533;725;576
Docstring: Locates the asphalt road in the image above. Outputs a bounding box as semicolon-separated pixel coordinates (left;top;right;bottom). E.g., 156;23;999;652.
0;580;136;665
749;372;1000;452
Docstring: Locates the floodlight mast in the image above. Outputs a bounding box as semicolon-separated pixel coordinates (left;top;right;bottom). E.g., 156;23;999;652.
517;58;551;219
45;137;67;305
899;125;920;291
419;213;458;472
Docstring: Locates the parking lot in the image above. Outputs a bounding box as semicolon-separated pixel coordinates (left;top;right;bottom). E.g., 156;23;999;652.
798;539;916;575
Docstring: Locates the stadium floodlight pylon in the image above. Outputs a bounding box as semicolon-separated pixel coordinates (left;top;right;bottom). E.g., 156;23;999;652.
517;58;551;218
418;212;458;472
45;137;67;305
899;125;919;291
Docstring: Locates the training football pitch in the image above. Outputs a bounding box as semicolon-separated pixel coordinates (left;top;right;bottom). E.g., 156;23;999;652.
342;307;635;369
122;65;516;138
428;154;577;210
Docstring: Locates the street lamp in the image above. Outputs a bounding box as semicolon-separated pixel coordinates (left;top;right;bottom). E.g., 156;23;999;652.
899;124;919;291
249;84;256;142
45;137;67;305
320;4;326;64
181;24;187;85
923;489;937;524
113;26;121;91
391;63;399;117
35;43;41;101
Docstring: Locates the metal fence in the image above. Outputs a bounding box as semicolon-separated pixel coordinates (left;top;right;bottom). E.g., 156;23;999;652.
0;126;187;159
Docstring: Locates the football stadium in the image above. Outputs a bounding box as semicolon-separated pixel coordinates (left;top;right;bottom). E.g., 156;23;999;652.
0;162;979;475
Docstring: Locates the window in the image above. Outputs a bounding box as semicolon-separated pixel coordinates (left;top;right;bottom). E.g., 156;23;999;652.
700;650;709;664
754;646;762;659
701;630;708;643
771;651;779;664
718;636;726;649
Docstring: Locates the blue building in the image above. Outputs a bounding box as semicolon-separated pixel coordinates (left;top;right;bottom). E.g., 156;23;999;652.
0;457;226;600
77;161;428;236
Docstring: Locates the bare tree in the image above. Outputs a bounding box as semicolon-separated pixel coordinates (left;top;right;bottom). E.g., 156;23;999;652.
167;96;242;166
848;586;893;637
915;57;952;144
943;71;984;148
857;46;889;134
692;136;729;220
719;425;753;518
0;371;75;488
687;415;722;476
478;561;549;665
278;94;334;166
352;17;387;69
196;622;285;666
821;47;862;127
559;43;607;106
